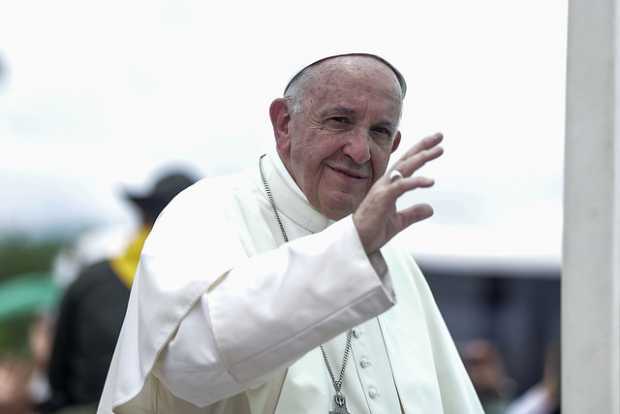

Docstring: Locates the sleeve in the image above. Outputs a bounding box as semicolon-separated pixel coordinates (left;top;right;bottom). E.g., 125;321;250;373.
151;216;395;407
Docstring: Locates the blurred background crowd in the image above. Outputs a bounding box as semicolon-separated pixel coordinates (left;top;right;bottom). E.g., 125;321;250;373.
0;1;566;413
0;170;198;414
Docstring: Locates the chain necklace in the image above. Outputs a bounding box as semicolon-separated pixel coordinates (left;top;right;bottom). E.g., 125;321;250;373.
259;154;353;414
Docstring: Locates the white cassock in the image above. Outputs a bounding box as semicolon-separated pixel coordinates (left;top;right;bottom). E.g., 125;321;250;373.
97;153;483;414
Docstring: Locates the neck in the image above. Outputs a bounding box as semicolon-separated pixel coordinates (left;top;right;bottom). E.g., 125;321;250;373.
262;152;333;233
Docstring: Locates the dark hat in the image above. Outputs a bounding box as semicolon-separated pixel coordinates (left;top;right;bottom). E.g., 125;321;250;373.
125;171;197;219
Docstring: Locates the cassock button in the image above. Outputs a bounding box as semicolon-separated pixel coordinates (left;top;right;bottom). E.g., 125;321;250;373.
368;386;379;399
360;358;371;368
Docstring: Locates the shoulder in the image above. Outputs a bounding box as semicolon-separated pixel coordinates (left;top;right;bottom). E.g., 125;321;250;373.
142;170;260;256
165;173;249;210
61;260;117;304
163;171;258;217
70;260;114;290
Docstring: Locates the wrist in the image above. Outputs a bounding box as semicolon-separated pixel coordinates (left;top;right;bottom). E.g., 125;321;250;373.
352;212;373;255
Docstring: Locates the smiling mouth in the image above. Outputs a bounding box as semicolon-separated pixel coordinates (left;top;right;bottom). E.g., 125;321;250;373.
327;165;369;180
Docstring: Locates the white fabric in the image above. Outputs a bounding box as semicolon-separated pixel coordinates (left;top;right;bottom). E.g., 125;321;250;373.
506;385;554;414
320;318;403;413
97;153;483;414
153;214;394;405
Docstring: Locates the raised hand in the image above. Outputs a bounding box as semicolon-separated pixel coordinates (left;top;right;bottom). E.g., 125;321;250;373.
353;132;444;254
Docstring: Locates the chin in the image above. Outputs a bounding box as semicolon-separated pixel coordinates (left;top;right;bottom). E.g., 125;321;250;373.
320;197;362;220
322;208;351;221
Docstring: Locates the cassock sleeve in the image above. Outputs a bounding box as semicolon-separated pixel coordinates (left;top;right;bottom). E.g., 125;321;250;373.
151;215;395;407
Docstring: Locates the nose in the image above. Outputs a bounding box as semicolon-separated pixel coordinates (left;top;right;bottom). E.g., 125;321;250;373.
343;129;371;165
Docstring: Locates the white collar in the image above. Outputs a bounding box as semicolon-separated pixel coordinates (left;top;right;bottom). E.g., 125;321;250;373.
261;152;333;234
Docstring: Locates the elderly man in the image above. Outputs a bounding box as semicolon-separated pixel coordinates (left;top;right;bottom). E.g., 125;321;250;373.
98;53;483;413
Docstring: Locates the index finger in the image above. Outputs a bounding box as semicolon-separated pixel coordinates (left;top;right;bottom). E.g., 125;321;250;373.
399;132;443;161
395;145;444;178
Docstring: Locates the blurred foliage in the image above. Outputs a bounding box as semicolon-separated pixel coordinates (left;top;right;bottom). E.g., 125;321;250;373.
0;236;66;356
0;314;36;358
0;274;59;320
0;236;64;282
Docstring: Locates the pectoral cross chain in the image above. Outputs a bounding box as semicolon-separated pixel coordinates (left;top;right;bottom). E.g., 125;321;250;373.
259;156;353;414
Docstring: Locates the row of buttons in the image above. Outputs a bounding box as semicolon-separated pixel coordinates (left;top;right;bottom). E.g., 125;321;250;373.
354;329;371;369
352;328;379;400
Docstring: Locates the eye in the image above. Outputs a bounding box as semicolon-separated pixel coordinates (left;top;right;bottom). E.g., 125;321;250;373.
372;126;392;136
327;116;351;125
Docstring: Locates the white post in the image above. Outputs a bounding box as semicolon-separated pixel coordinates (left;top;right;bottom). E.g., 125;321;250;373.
564;0;620;412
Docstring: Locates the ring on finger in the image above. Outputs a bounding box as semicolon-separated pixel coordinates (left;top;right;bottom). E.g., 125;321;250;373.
389;169;404;182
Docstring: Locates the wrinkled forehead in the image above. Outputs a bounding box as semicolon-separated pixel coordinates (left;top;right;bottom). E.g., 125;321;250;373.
284;53;407;99
295;57;404;122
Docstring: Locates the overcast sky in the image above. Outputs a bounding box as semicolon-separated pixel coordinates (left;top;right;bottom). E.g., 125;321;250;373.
0;1;567;259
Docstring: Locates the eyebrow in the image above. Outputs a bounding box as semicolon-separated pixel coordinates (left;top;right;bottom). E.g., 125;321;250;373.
320;106;357;118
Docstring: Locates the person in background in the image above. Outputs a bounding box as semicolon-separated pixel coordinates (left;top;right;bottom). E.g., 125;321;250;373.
506;341;561;414
0;357;31;414
28;313;54;408
41;171;196;414
461;339;515;414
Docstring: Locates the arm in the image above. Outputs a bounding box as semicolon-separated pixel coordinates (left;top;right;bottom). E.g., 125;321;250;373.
152;216;394;407
153;132;444;407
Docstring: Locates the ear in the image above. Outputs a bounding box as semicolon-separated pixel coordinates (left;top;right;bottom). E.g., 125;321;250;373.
391;131;402;153
269;98;292;159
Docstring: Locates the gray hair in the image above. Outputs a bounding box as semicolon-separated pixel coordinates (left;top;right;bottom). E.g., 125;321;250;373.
284;69;315;114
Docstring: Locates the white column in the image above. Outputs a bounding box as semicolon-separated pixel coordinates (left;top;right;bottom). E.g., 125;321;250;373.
564;0;620;412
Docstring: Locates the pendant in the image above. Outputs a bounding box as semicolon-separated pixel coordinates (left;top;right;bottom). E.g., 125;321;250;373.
329;392;350;414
